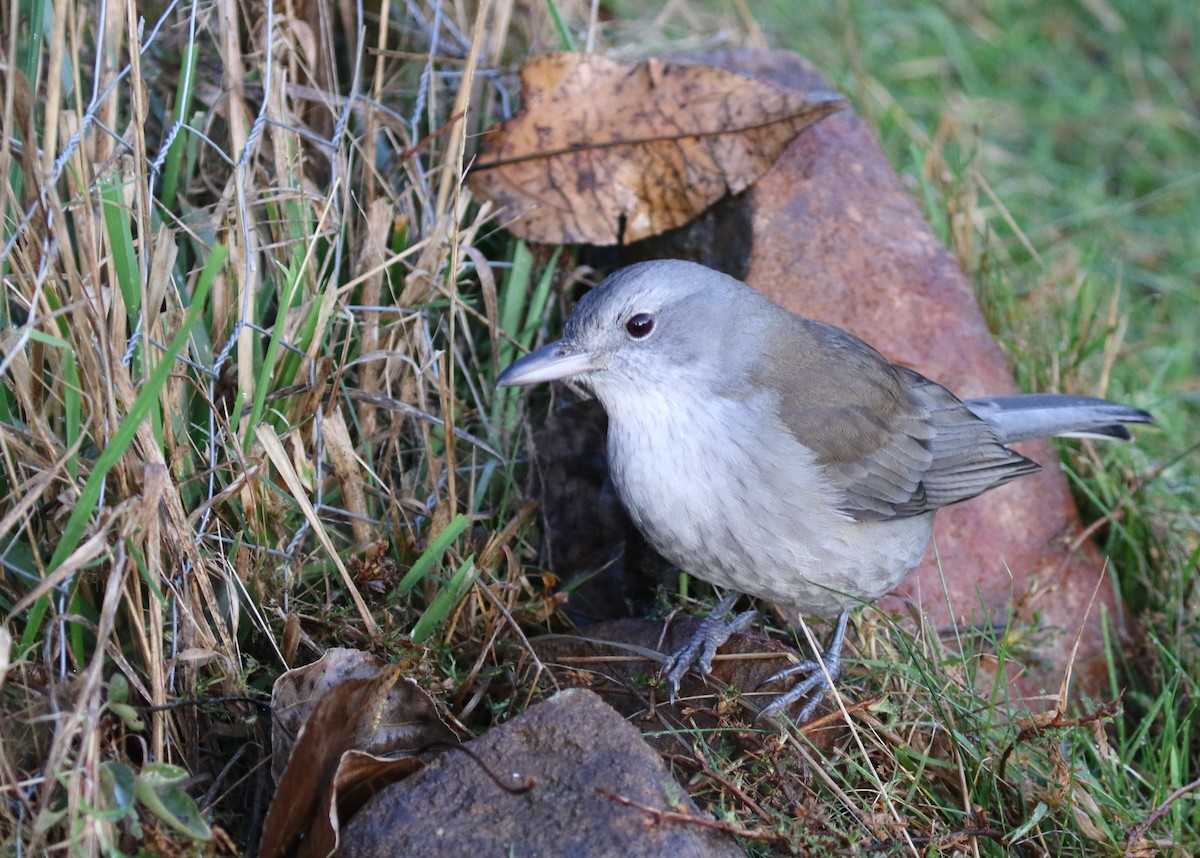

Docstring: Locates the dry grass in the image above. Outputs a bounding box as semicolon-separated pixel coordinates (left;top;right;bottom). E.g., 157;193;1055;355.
0;0;575;851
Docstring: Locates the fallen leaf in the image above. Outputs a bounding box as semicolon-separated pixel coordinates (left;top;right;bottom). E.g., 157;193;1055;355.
270;648;386;783
300;750;425;858
468;52;844;245
259;648;460;858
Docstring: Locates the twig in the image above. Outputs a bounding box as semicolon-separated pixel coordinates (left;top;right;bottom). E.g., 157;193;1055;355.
596;786;789;845
997;698;1122;783
1125;775;1200;854
664;752;769;819
863;826;1006;852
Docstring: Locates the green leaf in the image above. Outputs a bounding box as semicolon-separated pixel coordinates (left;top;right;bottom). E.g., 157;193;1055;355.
137;762;191;789
393;513;469;599
134;767;212;841
1008;800;1050;843
410;555;478;645
159;34;200;212
107;672;130;704
99;761;137;816
109;703;145;732
100;174;142;321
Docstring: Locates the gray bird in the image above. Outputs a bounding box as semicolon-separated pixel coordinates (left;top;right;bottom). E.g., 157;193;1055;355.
497;259;1152;721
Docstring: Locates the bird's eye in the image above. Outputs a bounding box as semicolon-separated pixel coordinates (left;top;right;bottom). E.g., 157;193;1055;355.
625;312;655;339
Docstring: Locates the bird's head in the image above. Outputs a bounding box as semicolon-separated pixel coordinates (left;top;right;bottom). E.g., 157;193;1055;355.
496;259;765;401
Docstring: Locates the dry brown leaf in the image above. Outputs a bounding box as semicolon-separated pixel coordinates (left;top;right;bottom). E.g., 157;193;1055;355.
296;750;427;858
321;409;373;548
467;52;844;245
259;648;459;858
270;648;386;781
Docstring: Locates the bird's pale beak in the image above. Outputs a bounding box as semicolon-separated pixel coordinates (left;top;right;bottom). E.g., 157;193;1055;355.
496;340;600;387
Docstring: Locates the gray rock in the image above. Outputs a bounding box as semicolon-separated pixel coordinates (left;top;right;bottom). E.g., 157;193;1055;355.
337;688;743;858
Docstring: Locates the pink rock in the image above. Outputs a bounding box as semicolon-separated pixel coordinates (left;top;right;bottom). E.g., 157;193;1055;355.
726;51;1126;702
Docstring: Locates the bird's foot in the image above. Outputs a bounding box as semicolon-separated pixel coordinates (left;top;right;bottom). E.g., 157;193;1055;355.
757;611;851;723
661;592;757;701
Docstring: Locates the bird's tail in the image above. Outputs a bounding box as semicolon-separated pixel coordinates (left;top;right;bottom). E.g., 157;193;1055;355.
964;394;1154;444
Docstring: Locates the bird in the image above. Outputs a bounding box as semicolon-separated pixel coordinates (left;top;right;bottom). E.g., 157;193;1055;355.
496;259;1153;721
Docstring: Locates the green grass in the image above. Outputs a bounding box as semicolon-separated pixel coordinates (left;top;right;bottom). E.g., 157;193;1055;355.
0;0;1195;855
759;1;1200;852
770;0;1197;431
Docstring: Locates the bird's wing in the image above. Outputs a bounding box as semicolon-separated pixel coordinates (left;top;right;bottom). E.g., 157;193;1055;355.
761;320;1039;522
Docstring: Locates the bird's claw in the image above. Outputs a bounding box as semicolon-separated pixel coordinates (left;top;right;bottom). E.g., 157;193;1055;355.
660;593;756;702
757;656;838;722
660;601;851;725
756;611;850;722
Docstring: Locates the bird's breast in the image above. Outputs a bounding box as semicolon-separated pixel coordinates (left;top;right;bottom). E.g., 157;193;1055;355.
599;386;935;615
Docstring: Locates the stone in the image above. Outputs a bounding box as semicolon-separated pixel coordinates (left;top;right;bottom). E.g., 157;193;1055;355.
337;689;743;858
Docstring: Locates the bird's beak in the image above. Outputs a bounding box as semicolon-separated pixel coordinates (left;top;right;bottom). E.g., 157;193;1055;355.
496;340;600;387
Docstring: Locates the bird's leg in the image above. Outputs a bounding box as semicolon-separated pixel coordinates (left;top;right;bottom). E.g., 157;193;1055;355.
661;591;757;701
757;610;850;722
